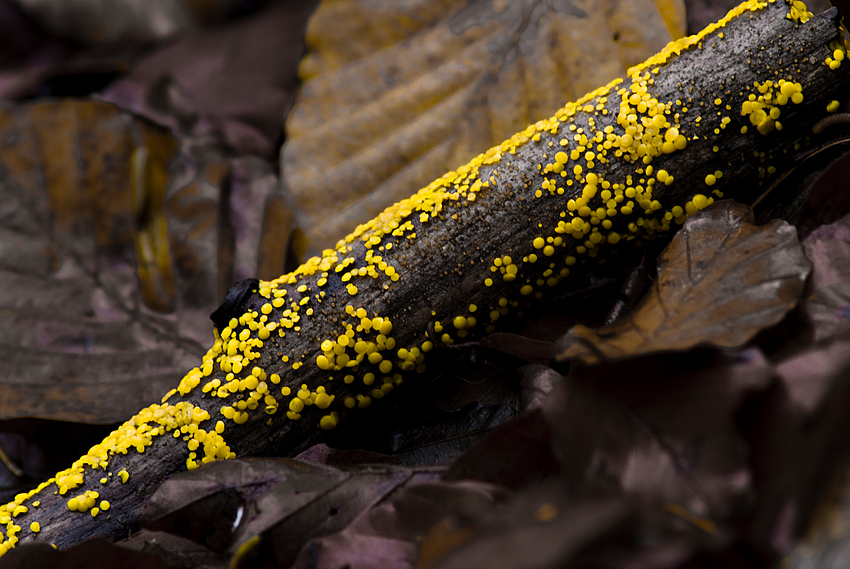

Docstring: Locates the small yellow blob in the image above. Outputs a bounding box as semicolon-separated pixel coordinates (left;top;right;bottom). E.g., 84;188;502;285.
30;522;40;533
319;413;339;430
828;100;841;113
704;174;716;186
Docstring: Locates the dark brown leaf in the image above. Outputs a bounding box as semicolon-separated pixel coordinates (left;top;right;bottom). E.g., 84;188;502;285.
743;340;850;554
443;408;560;492
140;457;444;568
0;538;172;569
0;100;290;424
10;0;251;47
0;100;198;423
557;201;811;364
99;0;315;158
801;212;850;342
290;480;507;569
545;348;775;522
421;485;632;569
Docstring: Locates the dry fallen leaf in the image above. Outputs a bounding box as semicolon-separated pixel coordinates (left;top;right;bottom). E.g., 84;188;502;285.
138;457;445;569
283;0;685;252
10;0;250;46
557;201;811;364
801;212;850;343
98;0;315;159
0;100;287;423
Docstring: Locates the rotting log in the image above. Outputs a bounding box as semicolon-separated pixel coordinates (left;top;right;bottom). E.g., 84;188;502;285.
2;0;850;557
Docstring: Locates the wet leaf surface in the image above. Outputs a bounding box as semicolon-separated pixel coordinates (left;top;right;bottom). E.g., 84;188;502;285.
557;201;811;364
283;0;685;252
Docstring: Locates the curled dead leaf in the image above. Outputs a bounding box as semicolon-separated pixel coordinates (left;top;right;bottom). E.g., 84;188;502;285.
557;201;811;364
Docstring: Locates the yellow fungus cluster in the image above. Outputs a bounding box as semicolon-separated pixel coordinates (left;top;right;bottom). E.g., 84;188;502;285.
740;79;803;135
825;39;848;70
786;0;813;22
0;398;231;553
66;491;100;514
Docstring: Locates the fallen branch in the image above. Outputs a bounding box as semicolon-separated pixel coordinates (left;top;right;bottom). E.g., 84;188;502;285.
2;0;849;556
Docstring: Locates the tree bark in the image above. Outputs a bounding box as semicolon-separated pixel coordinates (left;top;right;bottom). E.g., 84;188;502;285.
2;0;850;556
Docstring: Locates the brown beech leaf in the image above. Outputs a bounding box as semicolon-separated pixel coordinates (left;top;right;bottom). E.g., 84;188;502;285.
10;0;250;47
283;0;685;252
98;0;315;159
801;212;850;343
418;484;633;569
743;339;850;555
557;201;811;364
0;100;287;423
290;479;510;569
140;457;445;569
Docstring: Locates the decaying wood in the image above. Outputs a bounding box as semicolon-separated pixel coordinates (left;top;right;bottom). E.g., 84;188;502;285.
3;0;850;557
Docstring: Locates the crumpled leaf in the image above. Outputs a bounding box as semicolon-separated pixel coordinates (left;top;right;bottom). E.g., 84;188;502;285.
98;0;315;158
290;479;509;569
139;457;444;569
801;212;850;343
517;363;560;411
441;347;776;534
10;0;250;47
417;480;713;569
742;339;850;554
443;408;560;491
283;0;685;252
419;489;632;569
557;201;811;364
0;1;72;100
547;349;775;522
0;100;286;423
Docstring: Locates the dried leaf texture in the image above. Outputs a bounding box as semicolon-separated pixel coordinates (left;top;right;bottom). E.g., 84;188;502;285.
98;0;315;159
0;101;277;423
801;212;850;343
558;201;811;363
283;0;685;252
9;0;247;46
